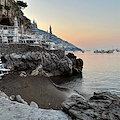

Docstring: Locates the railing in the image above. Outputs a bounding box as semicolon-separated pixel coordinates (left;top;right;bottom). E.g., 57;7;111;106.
0;25;14;29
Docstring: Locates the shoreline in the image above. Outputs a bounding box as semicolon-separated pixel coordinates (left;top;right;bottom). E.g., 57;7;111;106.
0;72;76;110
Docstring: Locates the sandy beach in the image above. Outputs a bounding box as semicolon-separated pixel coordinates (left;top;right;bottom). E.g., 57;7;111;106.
0;72;71;110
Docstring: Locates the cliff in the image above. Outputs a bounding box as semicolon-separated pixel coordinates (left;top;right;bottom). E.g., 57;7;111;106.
0;0;83;51
0;0;31;31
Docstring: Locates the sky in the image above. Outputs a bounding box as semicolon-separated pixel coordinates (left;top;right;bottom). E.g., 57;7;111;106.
23;0;120;50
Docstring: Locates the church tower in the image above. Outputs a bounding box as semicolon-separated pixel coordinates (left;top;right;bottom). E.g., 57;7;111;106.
13;17;19;43
49;25;53;40
31;20;38;33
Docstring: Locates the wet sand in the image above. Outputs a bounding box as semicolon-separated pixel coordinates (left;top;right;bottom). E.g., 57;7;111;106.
0;72;71;110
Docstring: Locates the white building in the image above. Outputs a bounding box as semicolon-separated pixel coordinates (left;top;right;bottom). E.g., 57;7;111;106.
0;25;14;43
13;17;19;43
0;17;42;44
0;17;58;50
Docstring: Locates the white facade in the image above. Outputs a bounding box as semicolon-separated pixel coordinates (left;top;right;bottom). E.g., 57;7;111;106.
0;17;58;50
0;25;14;43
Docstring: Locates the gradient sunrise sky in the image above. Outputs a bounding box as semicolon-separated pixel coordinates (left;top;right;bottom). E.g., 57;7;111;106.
23;0;120;50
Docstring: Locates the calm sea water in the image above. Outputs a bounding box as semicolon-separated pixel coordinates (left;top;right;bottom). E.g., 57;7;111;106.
62;51;120;96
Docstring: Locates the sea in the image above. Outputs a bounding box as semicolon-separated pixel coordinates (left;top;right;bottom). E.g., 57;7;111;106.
56;51;120;97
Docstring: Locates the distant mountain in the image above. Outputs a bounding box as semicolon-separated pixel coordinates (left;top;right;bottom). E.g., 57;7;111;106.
38;29;83;52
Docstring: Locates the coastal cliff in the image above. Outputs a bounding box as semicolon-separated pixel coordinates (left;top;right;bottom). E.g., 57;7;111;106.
0;0;31;31
3;51;83;76
0;0;83;51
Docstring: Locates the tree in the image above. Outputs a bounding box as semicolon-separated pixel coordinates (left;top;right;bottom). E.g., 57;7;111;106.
4;0;11;16
4;5;10;11
17;1;28;9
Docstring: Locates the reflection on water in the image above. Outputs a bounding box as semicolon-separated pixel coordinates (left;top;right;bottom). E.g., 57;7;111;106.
57;51;120;96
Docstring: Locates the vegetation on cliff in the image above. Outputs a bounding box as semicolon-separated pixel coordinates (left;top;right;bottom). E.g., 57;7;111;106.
0;0;31;31
17;1;28;9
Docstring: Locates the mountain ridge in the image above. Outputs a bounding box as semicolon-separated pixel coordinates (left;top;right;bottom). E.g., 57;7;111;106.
38;29;83;52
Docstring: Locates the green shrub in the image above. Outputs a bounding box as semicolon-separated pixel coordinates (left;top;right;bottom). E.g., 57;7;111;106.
17;1;28;8
4;5;11;10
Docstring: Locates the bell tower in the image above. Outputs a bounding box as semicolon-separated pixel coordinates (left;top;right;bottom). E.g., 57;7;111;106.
13;17;19;43
49;25;53;40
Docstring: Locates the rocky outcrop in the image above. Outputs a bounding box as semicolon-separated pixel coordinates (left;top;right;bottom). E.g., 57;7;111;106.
62;92;120;120
4;52;74;76
67;53;83;74
3;52;83;76
58;56;73;75
0;91;72;120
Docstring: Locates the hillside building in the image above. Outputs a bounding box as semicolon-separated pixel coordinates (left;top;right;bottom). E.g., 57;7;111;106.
0;16;58;50
31;20;38;33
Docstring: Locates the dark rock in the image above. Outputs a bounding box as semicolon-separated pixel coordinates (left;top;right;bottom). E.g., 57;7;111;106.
4;52;74;76
67;53;77;59
58;56;72;75
67;53;83;75
62;92;120;120
4;52;83;76
1;56;7;63
62;95;87;112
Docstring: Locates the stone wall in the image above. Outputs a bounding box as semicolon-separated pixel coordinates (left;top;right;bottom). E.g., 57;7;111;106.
28;46;65;58
0;44;29;55
0;43;65;58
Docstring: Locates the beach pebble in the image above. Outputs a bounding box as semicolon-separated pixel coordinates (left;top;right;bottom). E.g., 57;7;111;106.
19;71;27;77
9;95;15;101
16;95;22;102
31;70;39;76
30;101;39;109
21;99;28;105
